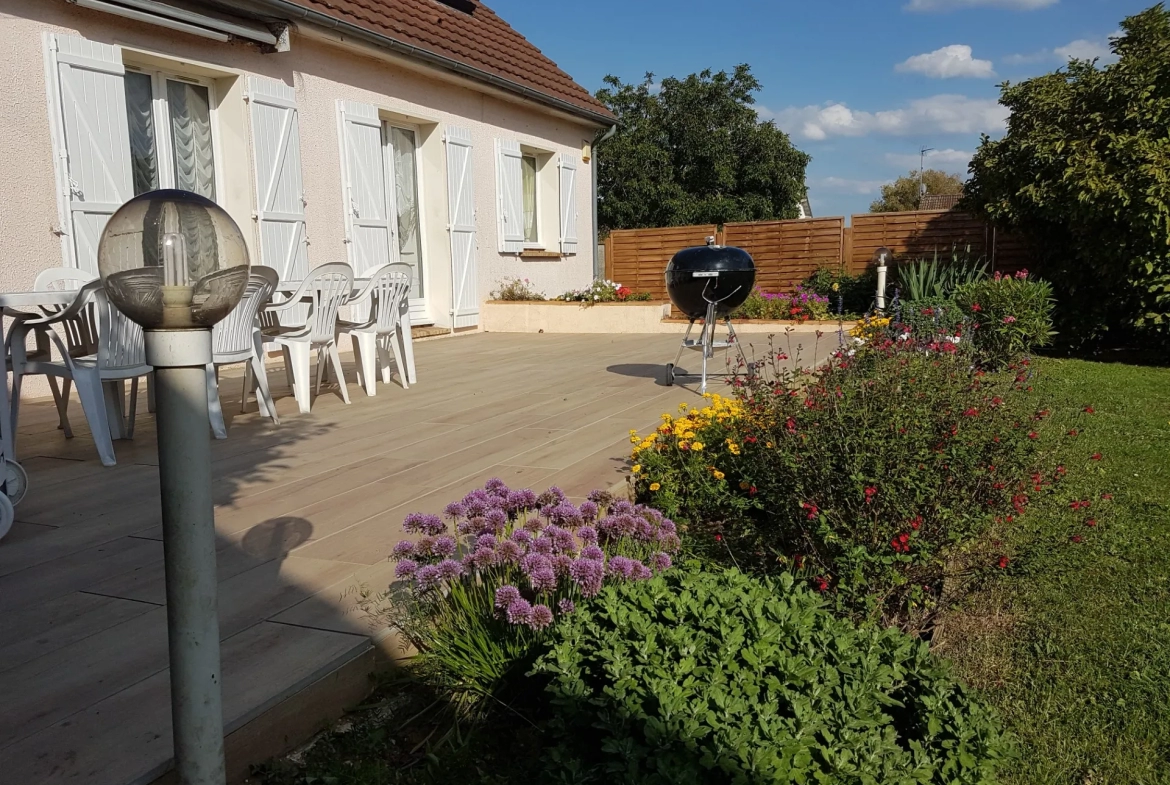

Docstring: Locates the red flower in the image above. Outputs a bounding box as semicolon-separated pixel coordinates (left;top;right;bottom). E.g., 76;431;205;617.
864;486;877;504
802;502;819;520
749;485;758;497
1102;493;1113;500
1056;465;1066;475
971;303;982;312
1028;431;1039;440
776;352;788;361
963;408;979;417
714;533;722;541
1068;429;1078;437
1084;406;1095;414
813;576;829;592
794;554;805;569
910;515;922;530
786;417;797;434
745;435;757;444
997;556;1010;569
1071;534;1083;543
1085;518;1097;527
1091;452;1103;461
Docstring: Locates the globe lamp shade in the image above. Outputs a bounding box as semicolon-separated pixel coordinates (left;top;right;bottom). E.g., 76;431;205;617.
97;189;249;329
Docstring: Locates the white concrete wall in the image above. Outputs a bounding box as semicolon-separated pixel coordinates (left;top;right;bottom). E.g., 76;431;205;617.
0;0;598;328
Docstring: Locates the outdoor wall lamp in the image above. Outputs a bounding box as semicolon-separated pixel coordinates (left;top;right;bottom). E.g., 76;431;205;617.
873;246;893;312
99;190;249;785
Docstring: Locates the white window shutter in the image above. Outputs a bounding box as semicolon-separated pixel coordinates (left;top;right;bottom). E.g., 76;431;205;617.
337;100;392;278
45;33;133;273
559;152;578;255
495;138;524;253
247;76;309;287
446;126;478;328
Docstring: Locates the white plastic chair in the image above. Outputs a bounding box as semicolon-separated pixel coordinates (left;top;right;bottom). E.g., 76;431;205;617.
336;263;413;396
207;266;280;439
262;263;354;414
11;281;149;466
6;267;98;441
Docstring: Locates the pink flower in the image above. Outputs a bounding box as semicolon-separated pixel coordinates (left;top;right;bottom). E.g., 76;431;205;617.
1003;316;1018;324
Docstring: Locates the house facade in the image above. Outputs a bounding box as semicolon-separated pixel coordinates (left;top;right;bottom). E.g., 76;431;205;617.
0;0;614;330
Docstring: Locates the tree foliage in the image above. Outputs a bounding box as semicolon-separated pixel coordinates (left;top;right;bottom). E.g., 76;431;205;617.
870;169;965;213
964;4;1170;346
595;65;810;232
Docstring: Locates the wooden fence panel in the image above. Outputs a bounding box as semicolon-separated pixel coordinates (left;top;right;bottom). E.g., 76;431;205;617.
723;217;844;292
849;210;989;268
608;224;717;301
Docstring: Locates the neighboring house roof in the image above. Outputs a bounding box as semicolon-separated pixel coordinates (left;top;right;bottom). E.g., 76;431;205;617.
920;193;964;211
798;197;813;219
258;0;615;125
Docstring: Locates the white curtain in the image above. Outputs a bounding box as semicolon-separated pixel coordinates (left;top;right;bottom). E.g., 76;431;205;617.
390;126;423;299
167;80;216;200
521;155;537;242
124;72;158;196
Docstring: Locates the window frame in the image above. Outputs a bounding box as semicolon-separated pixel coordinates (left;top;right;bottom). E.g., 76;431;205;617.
380;120;429;303
520;152;539;246
123;63;225;202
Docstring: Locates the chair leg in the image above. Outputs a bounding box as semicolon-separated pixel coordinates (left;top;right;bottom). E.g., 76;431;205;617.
252;333;278;424
314;346;327;396
377;336;393;385
102;381;126;440
398;310;417;385
74;369;116;467
282;345;295;392
327;342;350;405
124;377;139;439
285;342;311;414
147;372;156;413
59;379;74;438
388;331;409;389
241;362;252;414
207;363;227;440
353;333;377;397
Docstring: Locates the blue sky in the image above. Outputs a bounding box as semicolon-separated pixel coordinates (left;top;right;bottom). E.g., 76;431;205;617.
490;0;1147;218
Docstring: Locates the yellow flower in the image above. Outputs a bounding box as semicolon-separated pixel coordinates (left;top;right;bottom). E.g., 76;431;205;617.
712;469;725;480
831;282;840;292
629;429;638;437
678;403;689;412
649;482;661;491
682;430;696;439
766;441;774;449
729;444;741;456
632;464;641;474
678;441;690;450
692;441;705;451
740;481;750;490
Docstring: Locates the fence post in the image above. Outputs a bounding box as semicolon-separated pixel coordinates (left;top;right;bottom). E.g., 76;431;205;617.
842;227;853;273
603;235;614;282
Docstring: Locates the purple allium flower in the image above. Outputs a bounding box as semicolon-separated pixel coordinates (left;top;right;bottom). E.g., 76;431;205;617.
587;489;614;506
607;556;636;580
394;558;418;579
552;554;573;577
536;486;566;507
444;502;466;520
558;598;576;615
545;501;582;528
436;558;464;581
391;540;416;559
521;552;553;575
523;515;546;533
579;500;599;521
506;489;538;512
456;520;474;535
545;525;577;554
484;508;508;533
476;533;498;551
432;535;457;558
658;520;677;537
631;561;653;581
506;598;533;625
610;500;635;515
651;552;673;572
511;529;534;546
658;534;682;552
633;517;655;542
580;544;604;561
528;604;554;630
527;567;557;592
404;513;446;536
494;585;521;610
570;557;605;597
465;516;491;537
485;477;509;494
469;546;499;569
638;505;664;524
415;564;442;590
497;539;524;564
415;536;436;557
530;535;554;554
577;525;598;545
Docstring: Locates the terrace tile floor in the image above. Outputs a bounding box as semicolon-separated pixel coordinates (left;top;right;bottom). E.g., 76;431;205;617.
0;329;831;784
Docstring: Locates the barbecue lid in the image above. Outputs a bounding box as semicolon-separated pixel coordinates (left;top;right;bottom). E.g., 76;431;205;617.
666;238;755;273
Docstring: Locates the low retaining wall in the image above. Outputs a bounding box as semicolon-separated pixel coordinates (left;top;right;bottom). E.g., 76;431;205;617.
482;301;853;334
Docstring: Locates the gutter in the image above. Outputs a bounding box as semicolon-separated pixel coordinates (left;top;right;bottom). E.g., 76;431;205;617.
592;123;618;279
246;0;616;128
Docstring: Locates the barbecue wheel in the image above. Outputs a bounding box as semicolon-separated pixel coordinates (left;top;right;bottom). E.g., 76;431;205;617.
664;363;674;386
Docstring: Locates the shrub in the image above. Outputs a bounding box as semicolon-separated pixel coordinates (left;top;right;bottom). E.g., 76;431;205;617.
732;286;831;321
896;295;967;343
558;279;652;303
896;246;988;302
802;265;876;315
953;271;1054;369
492;277;545;301
534;567;1014;784
635;338;1048;621
358;482;680;711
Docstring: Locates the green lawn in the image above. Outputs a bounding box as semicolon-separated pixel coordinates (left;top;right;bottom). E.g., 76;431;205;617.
942;357;1170;784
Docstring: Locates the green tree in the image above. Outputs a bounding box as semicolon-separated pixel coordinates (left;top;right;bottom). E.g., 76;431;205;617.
869;170;965;213
595;65;810;232
964;4;1170;346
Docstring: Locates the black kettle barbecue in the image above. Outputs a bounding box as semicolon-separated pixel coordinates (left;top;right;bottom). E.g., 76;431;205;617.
664;237;756;392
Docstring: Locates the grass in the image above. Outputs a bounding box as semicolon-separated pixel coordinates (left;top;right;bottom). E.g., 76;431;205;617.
939;357;1170;784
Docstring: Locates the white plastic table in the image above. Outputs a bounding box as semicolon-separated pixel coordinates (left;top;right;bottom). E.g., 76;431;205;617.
273;279;417;385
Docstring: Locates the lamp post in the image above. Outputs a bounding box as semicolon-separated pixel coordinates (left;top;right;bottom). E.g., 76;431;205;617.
873;246;893;312
98;190;249;785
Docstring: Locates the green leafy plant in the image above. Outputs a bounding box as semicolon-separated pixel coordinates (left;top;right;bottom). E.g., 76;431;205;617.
558;279;652;303
731;286;831;321
802;265;877;315
534;566;1014;784
492;277;545;301
897;246;988;302
953;271;1055;369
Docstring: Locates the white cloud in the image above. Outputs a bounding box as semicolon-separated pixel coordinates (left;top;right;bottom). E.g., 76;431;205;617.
813;177;886;195
906;0;1057;10
774;95;1008;141
885;148;973;168
1005;31;1120;66
896;45;996;78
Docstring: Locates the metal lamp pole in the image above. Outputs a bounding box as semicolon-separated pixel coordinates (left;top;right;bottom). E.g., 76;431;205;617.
874;246;892;313
147;329;225;785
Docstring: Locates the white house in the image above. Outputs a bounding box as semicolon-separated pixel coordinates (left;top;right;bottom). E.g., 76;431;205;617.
0;0;615;332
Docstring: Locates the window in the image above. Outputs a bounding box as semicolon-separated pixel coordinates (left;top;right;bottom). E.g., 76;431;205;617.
521;153;537;243
386;124;425;300
123;69;218;200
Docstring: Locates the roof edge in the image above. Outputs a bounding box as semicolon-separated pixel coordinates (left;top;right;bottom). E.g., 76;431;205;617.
248;0;615;127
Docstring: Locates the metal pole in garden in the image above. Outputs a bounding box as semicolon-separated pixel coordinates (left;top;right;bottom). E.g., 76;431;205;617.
98;190;250;785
